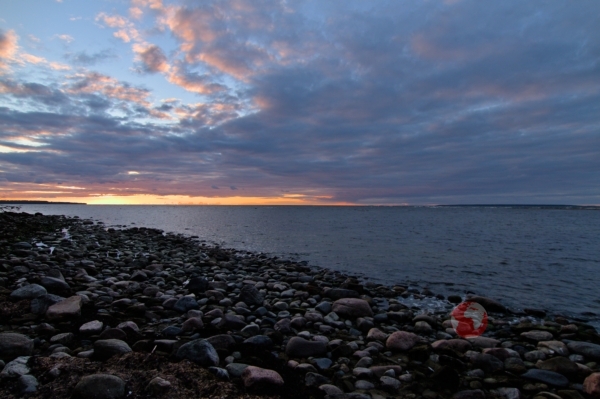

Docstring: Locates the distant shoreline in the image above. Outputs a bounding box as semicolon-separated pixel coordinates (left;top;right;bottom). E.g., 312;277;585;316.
0;200;87;205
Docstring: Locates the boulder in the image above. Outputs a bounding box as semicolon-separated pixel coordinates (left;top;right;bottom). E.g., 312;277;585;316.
10;284;47;300
175;339;219;367
0;333;34;361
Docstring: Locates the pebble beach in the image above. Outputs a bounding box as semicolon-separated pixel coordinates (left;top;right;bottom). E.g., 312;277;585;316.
1;211;600;399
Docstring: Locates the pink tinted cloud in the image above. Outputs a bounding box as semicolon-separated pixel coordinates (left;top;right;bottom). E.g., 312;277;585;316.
66;72;151;106
0;29;18;71
134;43;170;73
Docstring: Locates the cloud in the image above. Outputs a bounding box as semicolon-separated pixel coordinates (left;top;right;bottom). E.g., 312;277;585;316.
56;34;74;43
0;29;18;71
133;43;169;73
64;49;117;66
1;0;600;204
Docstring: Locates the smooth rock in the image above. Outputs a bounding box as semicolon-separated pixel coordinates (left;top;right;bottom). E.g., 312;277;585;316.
432;339;472;353
187;277;209;293
380;375;401;391
491;387;521;399
319;384;344;395
226;363;249;378
10;284;47;299
94;339;132;360
584;373;600;398
386;331;419;351
241;366;284;388
80;320;104;335
453;389;486;399
466;296;508;313
521;330;554;341
46;295;82;320
332;298;373;318
472;354;504;374
72;374;126;399
537;357;579;376
0;356;30;378
567;341;600;361
175;339;219;367
40;276;70;293
521;369;569;387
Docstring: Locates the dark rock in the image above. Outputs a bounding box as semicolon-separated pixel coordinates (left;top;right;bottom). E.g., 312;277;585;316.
305;372;329;387
10;284;47;299
226;363;249;378
472;354;504;374
99;328;127;341
453;389;486;399
567;341;600;361
206;334;236;352
94;339;132;360
238;285;264;306
0;333;34;361
46;295;82;320
537;357;579;376
31;294;64;315
324;288;359;299
286;337;327;357
431;365;460;390
466;296;508;313
145;377;171;395
244;335;273;350
217;314;247;330
209;366;230;380
521;369;569;387
72;374;126;399
175;339;219;367
241;366;284;388
19;374;38;394
173;296;199;313
39;276;70;293
386;331;419;351
187;277;209;293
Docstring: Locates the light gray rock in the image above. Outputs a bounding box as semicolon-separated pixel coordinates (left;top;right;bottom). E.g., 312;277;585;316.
46;296;82;320
94;339;132;360
241;366;284;388
19;374;39;394
0;356;30;378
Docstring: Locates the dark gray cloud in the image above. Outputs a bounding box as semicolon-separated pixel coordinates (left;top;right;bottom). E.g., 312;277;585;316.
1;0;599;204
64;49;117;66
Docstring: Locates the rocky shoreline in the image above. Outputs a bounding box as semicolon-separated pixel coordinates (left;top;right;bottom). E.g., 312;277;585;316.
1;211;599;399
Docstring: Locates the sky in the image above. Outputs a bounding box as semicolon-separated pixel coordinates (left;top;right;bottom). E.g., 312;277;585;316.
0;0;599;205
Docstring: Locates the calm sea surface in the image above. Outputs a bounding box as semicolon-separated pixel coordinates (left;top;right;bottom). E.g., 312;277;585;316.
14;205;600;324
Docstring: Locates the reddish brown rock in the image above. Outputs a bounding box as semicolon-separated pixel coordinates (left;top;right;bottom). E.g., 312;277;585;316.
584;373;600;398
386;331;419;351
241;366;284;388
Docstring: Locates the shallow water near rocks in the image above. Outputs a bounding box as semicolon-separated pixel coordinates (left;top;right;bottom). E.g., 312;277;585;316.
16;205;600;327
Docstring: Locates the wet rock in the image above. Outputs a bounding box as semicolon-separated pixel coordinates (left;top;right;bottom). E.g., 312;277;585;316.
286;337;327;357
521;369;569;387
0;356;30;378
146;376;171;395
72;374;126;399
0;333;33;361
239;285;264;306
175;339;219;367
466;296;508;313
94;339;132;360
567;341;600;361
583;373;600;398
173;296;199;313
46;295;82;320
332;298;373;318
241;366;284;388
19;374;38;394
386;331;419;351
10;284;47;299
325;288;359;299
187;277;209;293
